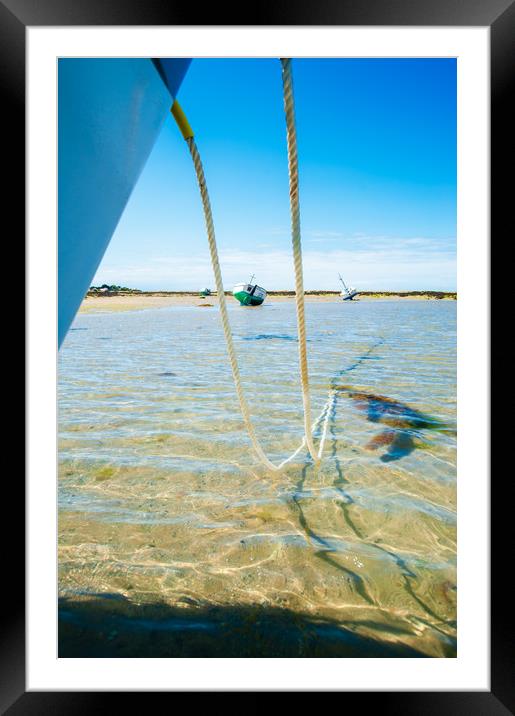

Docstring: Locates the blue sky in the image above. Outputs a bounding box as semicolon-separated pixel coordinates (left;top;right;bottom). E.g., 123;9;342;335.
94;58;456;291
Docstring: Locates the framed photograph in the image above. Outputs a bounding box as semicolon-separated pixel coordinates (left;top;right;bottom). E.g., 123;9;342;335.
11;0;507;709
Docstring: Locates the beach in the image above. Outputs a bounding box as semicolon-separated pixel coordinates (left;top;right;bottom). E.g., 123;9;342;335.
79;291;457;314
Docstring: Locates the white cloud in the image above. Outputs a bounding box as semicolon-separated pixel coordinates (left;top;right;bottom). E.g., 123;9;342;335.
94;235;456;291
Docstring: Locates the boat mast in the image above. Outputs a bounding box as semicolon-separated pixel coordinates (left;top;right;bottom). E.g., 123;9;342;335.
249;273;255;286
338;273;349;292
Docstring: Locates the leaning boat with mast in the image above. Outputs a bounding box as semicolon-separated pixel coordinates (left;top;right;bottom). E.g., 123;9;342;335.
338;273;358;301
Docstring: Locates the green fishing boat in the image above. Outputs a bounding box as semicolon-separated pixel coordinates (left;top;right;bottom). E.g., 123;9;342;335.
232;275;267;306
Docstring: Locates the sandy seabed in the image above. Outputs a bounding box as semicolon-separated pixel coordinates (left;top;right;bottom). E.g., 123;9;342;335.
79;293;454;315
61;297;457;657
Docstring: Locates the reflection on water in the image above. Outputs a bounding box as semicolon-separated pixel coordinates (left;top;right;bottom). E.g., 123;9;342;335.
58;300;456;657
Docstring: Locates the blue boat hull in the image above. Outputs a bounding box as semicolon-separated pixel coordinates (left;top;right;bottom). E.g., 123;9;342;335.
58;58;190;346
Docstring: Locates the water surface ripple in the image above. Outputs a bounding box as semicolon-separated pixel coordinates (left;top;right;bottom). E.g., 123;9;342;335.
59;300;456;657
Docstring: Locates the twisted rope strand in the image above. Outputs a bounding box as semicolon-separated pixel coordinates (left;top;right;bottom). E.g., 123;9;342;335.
186;138;281;472
280;57;318;464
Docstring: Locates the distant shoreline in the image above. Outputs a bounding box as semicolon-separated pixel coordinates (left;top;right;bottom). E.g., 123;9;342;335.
87;290;456;297
79;290;456;315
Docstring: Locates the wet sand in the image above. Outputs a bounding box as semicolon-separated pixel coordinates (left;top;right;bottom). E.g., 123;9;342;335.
80;292;456;315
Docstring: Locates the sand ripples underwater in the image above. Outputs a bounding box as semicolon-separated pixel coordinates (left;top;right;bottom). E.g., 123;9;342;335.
59;300;456;657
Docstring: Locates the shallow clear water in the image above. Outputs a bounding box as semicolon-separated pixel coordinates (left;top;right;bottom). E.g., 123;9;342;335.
58;299;456;657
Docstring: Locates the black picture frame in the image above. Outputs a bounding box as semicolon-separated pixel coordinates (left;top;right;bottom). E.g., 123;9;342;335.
10;0;507;709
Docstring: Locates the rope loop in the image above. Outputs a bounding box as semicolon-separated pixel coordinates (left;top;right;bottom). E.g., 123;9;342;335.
173;59;326;472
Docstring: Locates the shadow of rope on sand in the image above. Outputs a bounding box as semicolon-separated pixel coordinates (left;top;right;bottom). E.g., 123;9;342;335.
285;340;387;607
285;338;456;635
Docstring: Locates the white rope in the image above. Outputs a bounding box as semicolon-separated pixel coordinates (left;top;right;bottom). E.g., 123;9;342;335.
280;58;318;464
181;58;327;472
